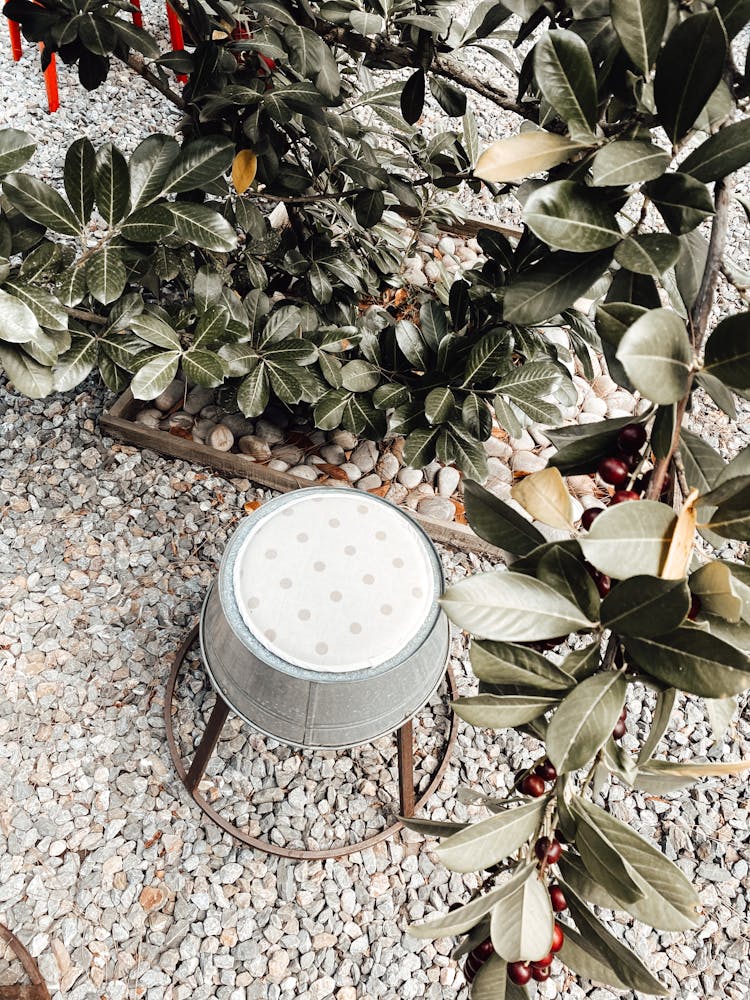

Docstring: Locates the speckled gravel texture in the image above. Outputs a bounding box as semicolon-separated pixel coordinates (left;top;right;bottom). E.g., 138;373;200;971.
2;5;750;1000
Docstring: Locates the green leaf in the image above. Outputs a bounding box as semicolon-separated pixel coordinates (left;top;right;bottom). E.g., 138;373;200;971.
563;642;601;680
163;137;234;194
120;204;176;242
690;561;743;622
547;671;627;774
615;308;692;404
86;246;127;305
706;695;738;746
645;173;715;235
470;955;507;1000
703;311;750;389
533;29;597;138
601;575;690;636
625;626;750;697
168;203;238;252
716;0;750;37
1;281;66;333
408;876;526;939
403;427;441;469
0;128;36;176
313;387;350;430
637;687;677;765
579;500;676;580
463;480;546;555
64;136;95;225
53;334;98;392
3;173;81;238
591;140;669;187
395;319;429;368
548;413;649;475
681;119;750;183
573;797;701;929
341;359;380;393
129;134;180;209
193;305;228;350
537;544;600;621
452;694;559;729
503;250;613;325
471;639;575;692
130;350;180;400
400;817;468;838
614;234;681;277
674;231;708;310
401;69;425;125
462;330;510;386
237;363;270;417
435;798;548;873
560;884;669;994
635;757;750;793
497;361;562;399
490;864;554;963
706;493;750;540
109;17;161;58
558;925;632;992
474;131;588;183
429;76;467;117
655;10;727;142
354;189;384;228
523;181;621;252
94;143;129;226
0;344;52;398
611;0;667;75
130;312;181;350
425;386;455;425
0;288;42;344
440;571;595;642
182;349;224;388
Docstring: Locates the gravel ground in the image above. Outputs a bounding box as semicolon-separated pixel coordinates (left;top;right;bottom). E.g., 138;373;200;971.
1;6;750;1000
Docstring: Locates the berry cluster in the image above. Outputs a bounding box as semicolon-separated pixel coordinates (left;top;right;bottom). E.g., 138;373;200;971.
520;758;557;798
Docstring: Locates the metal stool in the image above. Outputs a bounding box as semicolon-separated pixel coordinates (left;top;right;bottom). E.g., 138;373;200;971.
0;924;51;1000
165;487;459;859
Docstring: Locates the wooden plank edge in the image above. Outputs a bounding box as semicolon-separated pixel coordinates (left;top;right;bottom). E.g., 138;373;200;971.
100;403;506;559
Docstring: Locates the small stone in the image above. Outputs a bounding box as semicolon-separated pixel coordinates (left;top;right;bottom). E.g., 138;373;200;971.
351;440;377;474
424;261;441;282
403;268;427;287
289;465;319;481
486;457;512;483
200;404;225;421
268;459;290;472
509;429;536;451
356;474;382;491
437;236;456;255
417;497;455;521
135;408;161;428
221;412;256;437
340;462;362;482
385;483;408;504
192;418;216;441
239;435;272;461
153;379;185;412
207;425;234;452
592;374;618;399
272;444;303;465
398;468;423;489
329;429;357;449
139;885;167;913
184;386;215;415
422;460;441;485
166;411;193;430
437;466;460;497
376;452;400;481
510;450;546;474
267;951;290;982
320;444;346;465
255;419;285;444
582;396;607;417
484;436;513;460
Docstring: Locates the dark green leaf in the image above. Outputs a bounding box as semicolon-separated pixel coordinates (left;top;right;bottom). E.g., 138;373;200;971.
716;0;750;37
703;311;750;389
547;672;627;774
548;413;649;475
3;173;81;237
182;349;224;388
64;137;95;225
401;69;425;125
681;119;750;183
130;350;180;400
615;308;692;404
645;173;715;235
558;924;632;992
523;181;621;252
503;250;613;325
591;140;669;187
86;245;127;305
237;363;270;417
129;133;180;209
579;500;676;580
163;137;234;194
429;76;467;117
674;231;708;310
625;626;750;697
169;203;238;252
533;29;597;138
403;427;441;469
601;576;690;636
471;639;575;692
94;143;129;226
0;128;36;176
611;0;667;75
463;479;546;555
614;234;681;277
538;544;600;621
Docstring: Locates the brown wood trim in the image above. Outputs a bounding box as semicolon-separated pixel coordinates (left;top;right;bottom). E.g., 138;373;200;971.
100;393;505;558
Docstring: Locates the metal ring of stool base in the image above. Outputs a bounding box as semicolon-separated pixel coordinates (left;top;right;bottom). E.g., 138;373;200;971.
0;924;51;1000
165;623;459;860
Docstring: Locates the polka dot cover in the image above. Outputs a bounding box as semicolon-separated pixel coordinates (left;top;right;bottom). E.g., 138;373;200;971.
233;492;436;673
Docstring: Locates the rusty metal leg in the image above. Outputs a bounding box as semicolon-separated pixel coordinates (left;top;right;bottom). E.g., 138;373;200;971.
185;695;231;792
397;717;415;818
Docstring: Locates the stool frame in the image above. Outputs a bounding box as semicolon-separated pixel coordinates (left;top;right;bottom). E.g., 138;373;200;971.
0;924;51;1000
164;623;459;860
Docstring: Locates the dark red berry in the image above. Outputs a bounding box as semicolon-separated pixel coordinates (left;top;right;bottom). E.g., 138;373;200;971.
595;572;611;597
641;469;672;497
581;506;604;530
619;705;628;721
534;760;558;782
535;837;562;863
532;953;554;969
551;923;565;952
549;886;567;912
474;939;495;961
532;964;551;982
612;719;627;739
464;964;476;984
465;953;483;977
521;774;546;798
611;490;641;504
508;962;532;986
617;423;647;454
598;456;630;487
688;594;701;620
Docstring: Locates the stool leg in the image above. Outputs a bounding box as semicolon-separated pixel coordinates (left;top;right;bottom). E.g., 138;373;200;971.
166;3;188;84
39;44;59;113
186;694;231;792
8;19;22;61
132;0;143;28
397;718;415;818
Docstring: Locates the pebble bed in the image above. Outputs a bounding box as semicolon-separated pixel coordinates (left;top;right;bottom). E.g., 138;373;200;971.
1;6;750;1000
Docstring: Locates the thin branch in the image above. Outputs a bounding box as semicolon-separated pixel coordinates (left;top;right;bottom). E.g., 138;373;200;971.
124;54;186;111
432;54;536;121
65;307;107;325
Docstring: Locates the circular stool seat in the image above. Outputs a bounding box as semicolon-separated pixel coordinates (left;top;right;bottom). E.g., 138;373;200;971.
201;487;449;748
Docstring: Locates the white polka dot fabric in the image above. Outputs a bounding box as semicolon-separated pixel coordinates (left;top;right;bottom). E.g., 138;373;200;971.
233;491;436;673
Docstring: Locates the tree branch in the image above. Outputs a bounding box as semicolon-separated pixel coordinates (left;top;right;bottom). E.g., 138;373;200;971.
124;54;186;111
432;54;536;121
646;178;732;500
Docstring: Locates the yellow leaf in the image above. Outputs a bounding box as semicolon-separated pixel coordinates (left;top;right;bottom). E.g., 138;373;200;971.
660;488;699;579
474;131;591;183
511;467;573;530
232;149;257;195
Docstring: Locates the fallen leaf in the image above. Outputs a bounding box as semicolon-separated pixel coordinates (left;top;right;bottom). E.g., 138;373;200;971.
368;483;391;497
232;149;257;194
318;463;350;481
243;500;262;511
452;499;468;524
169;426;192;440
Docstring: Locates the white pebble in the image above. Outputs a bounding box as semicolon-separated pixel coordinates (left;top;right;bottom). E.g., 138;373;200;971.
207;425;234;451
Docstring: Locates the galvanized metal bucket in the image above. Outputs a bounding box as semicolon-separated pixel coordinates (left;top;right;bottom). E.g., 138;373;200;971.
199;486;450;749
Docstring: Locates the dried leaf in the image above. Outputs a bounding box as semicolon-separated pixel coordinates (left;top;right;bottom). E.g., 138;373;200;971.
318;463;350;481
232;150;258;195
511;467;574;530
661;488;699;579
